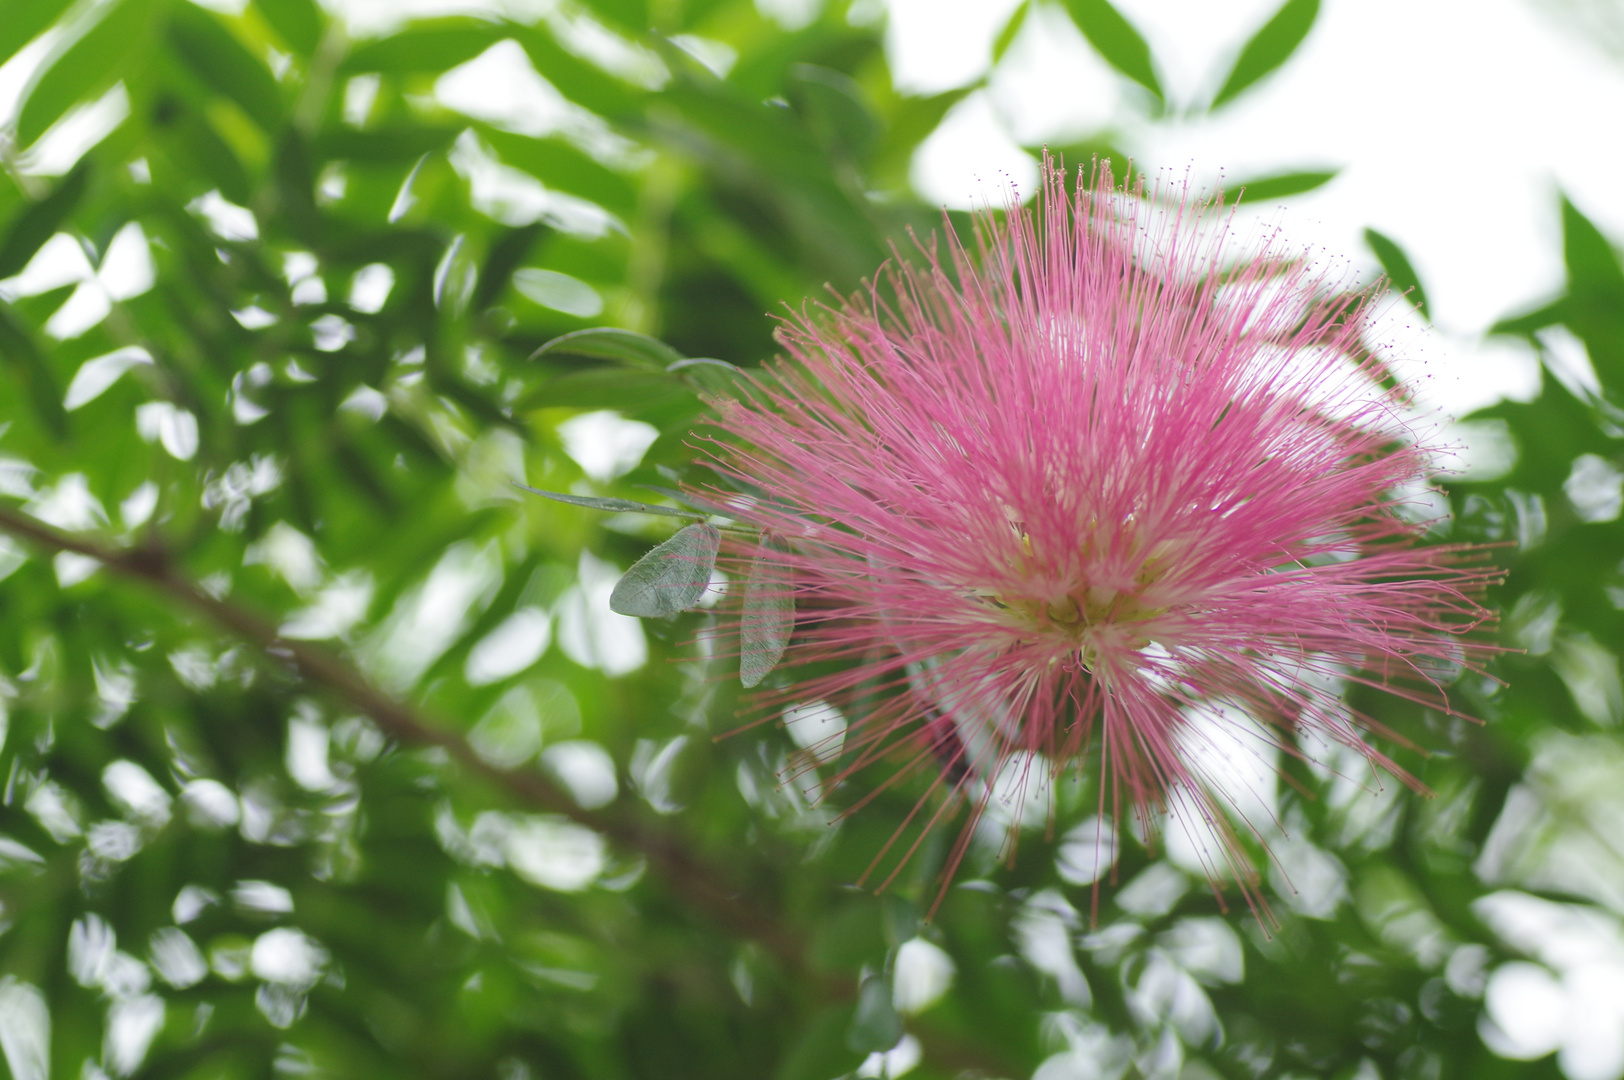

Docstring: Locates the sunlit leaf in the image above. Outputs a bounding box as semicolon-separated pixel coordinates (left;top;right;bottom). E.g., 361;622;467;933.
609;523;721;617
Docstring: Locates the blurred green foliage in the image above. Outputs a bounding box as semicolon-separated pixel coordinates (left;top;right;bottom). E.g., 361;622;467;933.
0;1;1621;1079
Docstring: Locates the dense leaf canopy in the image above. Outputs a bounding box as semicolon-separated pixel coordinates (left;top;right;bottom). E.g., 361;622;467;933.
1;1;1622;1079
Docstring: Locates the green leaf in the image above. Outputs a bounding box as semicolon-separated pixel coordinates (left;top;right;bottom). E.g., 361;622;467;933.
512;484;704;521
480;128;637;218
1211;0;1319;109
1559;194;1624;393
1490;297;1567;339
786;64;879;165
656;78;885;285
0;161;90;279
0;0;73;69
882;86;973;164
635;485;730;515
168;105;254;205
167;3;286;132
1364;227;1429;319
666;357;748;396
1058;0;1162;101
16;0;154;148
570;0;647;37
740;536;793;689
341;18;505;74
845;973;902;1054
514;23;643;120
775;1006;866;1080
252;0;323;55
0;300;67;439
521;369;693;411
312;125;465;164
992;0;1031;64
271;128;323;243
474;222;547;312
1232;167;1338;203
532;328;686;371
609;523;722;618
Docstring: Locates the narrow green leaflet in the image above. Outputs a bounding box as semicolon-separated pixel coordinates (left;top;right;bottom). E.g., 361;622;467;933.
511;483;705;520
480;128;638;218
531;327;686;370
1559;195;1624;393
786;64;880;165
740;536;794;689
0;301;67;438
1059;0;1163;102
512;23;644;120
0;0;73;69
1232;167;1338;203
609;523;722;618
311;125;464;164
340;18;506;74
1364;227;1430;319
15;0;153;147
871;86;973;189
667;356;749;397
1210;0;1320;109
992;0;1031;64
474;222;547;312
845;974;903;1054
252;0;323;56
636;485;732;515
167;5;286;132
0;162;89;279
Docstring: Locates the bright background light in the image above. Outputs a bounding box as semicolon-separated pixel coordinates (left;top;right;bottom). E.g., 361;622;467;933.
896;0;1624;416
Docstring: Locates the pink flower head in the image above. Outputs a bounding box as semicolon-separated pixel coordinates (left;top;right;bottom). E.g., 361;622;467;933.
698;159;1498;913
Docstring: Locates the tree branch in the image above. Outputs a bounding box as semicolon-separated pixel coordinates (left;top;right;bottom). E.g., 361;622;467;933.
0;504;1021;1078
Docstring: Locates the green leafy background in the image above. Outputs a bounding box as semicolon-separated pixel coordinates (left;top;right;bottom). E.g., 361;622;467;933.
0;1;1621;1079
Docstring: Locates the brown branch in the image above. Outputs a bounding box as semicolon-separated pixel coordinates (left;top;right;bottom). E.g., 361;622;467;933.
0;504;1021;1078
0;504;805;963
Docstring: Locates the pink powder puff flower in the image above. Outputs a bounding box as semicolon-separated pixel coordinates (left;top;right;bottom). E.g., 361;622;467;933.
697;159;1499;913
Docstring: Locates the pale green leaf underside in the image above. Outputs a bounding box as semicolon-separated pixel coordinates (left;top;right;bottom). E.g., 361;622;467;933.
740;538;794;688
